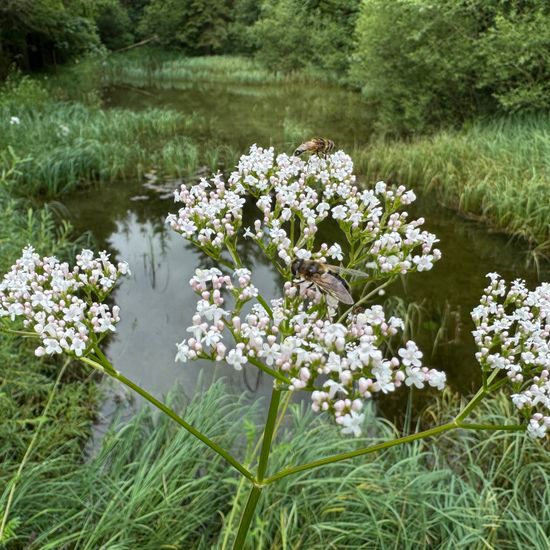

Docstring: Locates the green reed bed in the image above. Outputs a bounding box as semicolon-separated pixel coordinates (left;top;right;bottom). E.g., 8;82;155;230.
104;49;316;88
0;75;243;196
3;382;548;549
1;104;200;195
353;114;550;256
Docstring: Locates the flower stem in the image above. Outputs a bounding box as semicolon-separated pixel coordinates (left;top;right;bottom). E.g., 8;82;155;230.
247;356;290;385
264;421;458;484
233;486;262;550
454;368;500;423
257;387;281;481
233;386;281;549
79;357;254;482
337;278;394;323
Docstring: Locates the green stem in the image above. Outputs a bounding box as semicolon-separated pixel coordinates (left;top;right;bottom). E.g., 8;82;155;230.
247;356;290;385
1;358;70;540
255;293;273;319
222;392;291;550
233;486;262;550
264;421;457;484
0;327;38;338
227;240;243;268
232;387;281;549
257;387;281;481
454;368;500;422
80;357;254;482
337;278;393;324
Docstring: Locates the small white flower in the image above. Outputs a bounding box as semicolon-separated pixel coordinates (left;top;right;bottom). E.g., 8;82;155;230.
175;341;190;363
405;366;425;389
527;418;547;439
331;205;348;220
340;411;365;437
260;342;280;366
44;338;62;355
398;341;423;367
10;116;20;125
327;243;343;261
226;347;248;370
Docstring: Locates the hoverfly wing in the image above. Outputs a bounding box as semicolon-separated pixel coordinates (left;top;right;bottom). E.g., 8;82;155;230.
326;265;368;278
311;272;354;304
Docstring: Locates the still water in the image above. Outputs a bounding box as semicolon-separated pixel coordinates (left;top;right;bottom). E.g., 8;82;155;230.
64;81;549;435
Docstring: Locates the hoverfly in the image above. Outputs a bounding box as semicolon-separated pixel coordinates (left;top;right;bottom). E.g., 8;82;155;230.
291;259;367;305
293;138;335;158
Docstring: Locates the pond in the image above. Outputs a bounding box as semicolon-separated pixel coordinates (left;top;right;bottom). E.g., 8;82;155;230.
63;80;550;438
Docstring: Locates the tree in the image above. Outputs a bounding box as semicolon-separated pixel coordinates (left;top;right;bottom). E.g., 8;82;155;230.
0;0;101;74
138;0;231;54
252;0;360;77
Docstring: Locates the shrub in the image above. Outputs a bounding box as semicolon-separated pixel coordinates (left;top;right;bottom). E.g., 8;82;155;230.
351;0;550;134
478;6;550;111
138;0;232;54
253;0;360;78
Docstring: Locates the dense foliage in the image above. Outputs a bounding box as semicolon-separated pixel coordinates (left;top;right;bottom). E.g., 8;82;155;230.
0;0;101;75
352;0;550;133
251;0;360;77
138;0;232;54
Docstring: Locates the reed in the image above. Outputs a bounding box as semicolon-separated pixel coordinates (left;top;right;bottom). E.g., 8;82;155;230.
103;49;319;88
353;114;550;256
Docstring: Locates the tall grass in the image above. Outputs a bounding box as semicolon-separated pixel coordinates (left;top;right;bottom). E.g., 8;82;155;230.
0;101;202;195
353;114;550;256
0;74;243;196
3;382;251;549
3;380;549;549
103;49;317;88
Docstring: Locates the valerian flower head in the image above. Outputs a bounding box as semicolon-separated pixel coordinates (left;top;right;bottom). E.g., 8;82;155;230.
0;246;129;358
472;274;550;438
168;145;440;275
170;145;446;437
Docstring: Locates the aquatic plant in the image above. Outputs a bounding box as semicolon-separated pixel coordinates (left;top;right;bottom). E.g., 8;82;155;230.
1;146;547;548
103;52;312;87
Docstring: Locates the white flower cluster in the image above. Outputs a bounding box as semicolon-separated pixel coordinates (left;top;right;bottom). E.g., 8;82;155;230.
472;273;550;439
170;145;447;436
175;267;258;364
167;172;245;253
168;145;440;275
177;267;446;437
0;246;129;358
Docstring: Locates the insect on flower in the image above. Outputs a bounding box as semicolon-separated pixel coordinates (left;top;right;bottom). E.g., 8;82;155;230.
291;259;366;305
293;137;335;158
